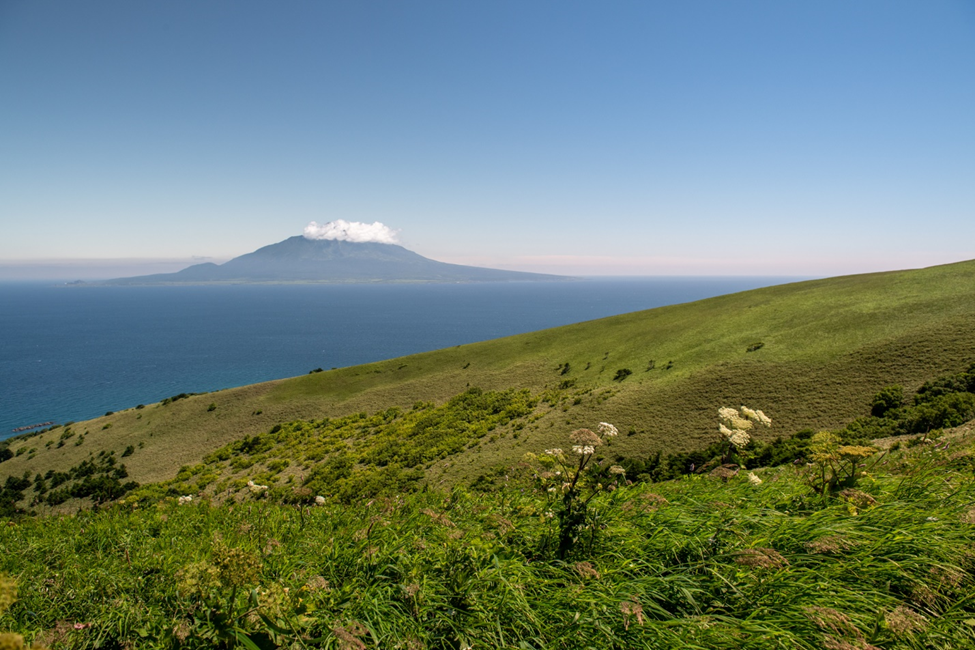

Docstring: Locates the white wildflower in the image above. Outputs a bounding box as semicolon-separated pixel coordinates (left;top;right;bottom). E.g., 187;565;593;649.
719;423;735;438
178;495;193;505
609;465;626;475
598;422;619;438
247;480;269;493
545;448;564;457
545;511;555;518
728;430;751;447
571;445;595;455
547;487;556;493
718;407;739;421
315;495;326;506
747;472;762;486
739;405;771;427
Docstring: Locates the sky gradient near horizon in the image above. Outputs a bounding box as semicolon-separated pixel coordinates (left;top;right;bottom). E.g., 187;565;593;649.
1;1;974;278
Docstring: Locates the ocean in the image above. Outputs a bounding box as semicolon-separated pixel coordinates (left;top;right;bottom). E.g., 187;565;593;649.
0;277;798;440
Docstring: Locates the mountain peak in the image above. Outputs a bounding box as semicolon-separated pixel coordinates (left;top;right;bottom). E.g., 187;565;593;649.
104;237;570;285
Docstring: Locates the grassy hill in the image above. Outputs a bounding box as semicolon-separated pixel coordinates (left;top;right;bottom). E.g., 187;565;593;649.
2;422;975;649
3;259;975;648
3;258;975;497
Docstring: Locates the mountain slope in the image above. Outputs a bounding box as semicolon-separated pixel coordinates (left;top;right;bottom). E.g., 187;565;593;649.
4;258;975;490
104;237;568;284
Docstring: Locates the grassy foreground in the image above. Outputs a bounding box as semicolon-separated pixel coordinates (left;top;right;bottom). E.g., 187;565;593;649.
3;258;975;496
2;424;975;649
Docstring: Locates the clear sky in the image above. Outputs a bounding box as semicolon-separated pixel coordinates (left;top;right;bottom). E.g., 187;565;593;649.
1;1;973;278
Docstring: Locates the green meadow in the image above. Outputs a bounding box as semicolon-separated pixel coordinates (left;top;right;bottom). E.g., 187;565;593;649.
3;258;975;493
2;259;975;648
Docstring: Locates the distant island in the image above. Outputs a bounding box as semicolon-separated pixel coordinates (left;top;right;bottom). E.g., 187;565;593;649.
101;236;570;285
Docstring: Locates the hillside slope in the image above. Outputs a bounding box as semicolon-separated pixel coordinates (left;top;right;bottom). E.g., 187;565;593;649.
3;258;975;489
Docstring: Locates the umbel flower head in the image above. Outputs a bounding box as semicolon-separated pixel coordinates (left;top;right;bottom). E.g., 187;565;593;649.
247;480;269;493
597;422;619;437
718;406;771;448
570;428;603;447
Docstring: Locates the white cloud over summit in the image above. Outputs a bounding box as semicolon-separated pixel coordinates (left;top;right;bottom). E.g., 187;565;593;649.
303;220;399;244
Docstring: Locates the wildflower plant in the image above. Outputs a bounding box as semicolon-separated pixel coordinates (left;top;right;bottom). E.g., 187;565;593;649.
175;541;264;646
717;406;771;464
807;431;878;494
531;423;623;558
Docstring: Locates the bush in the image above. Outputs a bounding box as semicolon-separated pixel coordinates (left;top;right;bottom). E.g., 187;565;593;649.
871;385;903;417
613;368;632;382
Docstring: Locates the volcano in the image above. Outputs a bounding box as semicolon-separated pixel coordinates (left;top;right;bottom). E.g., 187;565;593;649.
105;237;569;284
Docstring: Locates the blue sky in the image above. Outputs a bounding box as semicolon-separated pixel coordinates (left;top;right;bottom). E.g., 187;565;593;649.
1;1;973;277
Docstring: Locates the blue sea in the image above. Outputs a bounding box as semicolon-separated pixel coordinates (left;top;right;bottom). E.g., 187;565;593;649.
0;278;797;440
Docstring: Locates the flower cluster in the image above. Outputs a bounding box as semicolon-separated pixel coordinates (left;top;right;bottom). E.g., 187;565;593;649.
247;480;269;494
597;422;619;438
314;495;326;506
178;495;193;505
718;405;771;449
572;445;595;455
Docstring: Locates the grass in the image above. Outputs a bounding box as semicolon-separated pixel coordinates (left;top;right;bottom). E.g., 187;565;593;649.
2;424;975;649
3;258;975;500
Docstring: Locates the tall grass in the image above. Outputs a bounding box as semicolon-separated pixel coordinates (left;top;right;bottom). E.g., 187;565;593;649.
3;434;974;649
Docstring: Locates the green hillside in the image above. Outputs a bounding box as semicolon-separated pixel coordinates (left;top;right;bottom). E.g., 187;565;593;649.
4;259;975;649
3;258;975;498
2;422;975;649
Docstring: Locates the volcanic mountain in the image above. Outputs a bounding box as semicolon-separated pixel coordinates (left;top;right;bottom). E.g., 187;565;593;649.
105;237;569;284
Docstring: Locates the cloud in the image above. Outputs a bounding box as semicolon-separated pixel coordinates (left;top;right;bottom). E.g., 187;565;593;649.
303;220;399;244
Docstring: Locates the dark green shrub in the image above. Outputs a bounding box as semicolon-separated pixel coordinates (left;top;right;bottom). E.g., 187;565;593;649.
871;385;903;417
613;368;632;382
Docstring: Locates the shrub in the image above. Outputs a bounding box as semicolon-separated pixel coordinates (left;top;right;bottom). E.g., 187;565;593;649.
613;368;632;382
871;385;903;417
